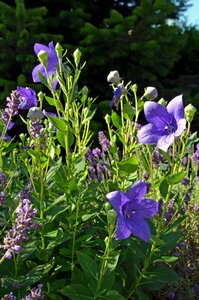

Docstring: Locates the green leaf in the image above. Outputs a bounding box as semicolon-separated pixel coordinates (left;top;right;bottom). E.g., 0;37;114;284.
38;71;48;88
149;265;180;284
153;255;179;263
140;150;150;173
99;290;126;300
123;103;135;120
167;171;185;184
118;154;138;174
60;284;93;300
76;251;99;282
47;115;67;132
159;179;169;198
111;111;122;129
45;96;63;111
158;231;182;253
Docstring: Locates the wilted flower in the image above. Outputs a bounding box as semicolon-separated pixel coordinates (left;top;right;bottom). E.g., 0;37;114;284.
138;95;186;152
143;86;158;100
106;180;158;242
32;41;59;89
17;86;38;110
107;70;121;83
110;84;124;109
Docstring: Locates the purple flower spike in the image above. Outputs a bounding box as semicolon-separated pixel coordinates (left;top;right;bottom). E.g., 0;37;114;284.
32;41;59;89
138;95;186;152
106;180;158;242
17;86;38;109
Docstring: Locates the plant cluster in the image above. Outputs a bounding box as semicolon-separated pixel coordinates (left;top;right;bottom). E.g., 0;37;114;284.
0;42;198;299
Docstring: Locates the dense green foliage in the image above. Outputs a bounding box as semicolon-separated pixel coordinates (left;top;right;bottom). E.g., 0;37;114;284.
0;0;199;124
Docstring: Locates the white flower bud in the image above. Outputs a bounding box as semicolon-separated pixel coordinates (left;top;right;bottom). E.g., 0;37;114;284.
107;70;121;83
144;87;158;100
27;107;44;121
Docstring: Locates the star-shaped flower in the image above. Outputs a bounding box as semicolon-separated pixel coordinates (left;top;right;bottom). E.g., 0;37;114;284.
32;41;59;89
106;180;158;242
137;95;186;152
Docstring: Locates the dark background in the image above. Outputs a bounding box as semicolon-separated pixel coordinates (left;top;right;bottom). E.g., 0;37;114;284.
1;0;199;132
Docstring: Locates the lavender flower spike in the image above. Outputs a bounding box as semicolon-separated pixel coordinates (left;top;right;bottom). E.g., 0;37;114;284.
32;41;59;89
106;180;158;242
138;95;186;152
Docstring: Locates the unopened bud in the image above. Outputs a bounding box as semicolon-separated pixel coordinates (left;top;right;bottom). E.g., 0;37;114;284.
158;98;167;106
107;70;121;83
73;48;82;67
185;104;197;122
38;50;48;68
27;107;44;121
55;42;63;59
143;87;158;100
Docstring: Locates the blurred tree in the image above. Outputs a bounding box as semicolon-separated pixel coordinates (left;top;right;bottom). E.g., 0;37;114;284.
0;0;197;114
0;0;63;102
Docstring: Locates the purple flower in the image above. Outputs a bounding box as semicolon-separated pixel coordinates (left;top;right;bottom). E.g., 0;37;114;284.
110;84;124;109
1;292;16;300
138;95;186;152
98;131;110;152
106;180;158;242
0;188;39;259
2;90;21;125
24;284;44;300
17;86;38;109
32;41;58;89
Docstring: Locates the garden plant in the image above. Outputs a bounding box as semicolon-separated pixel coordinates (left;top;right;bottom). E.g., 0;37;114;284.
0;41;199;299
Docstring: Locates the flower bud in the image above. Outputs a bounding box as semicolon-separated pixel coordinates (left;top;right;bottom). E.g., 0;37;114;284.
27;107;44;121
143;86;158;100
107;70;121;83
73;48;82;67
38;50;48;68
107;209;117;232
185;104;197;122
158;98;167;106
131;83;138;94
55;42;63;59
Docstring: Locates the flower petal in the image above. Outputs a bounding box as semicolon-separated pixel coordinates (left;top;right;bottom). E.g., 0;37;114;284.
115;216;131;240
166;95;185;121
127;216;151;242
126;180;147;203
34;43;51;56
157;134;174;152
144;101;170;128
138;123;163;145
174;118;186;137
129;198;158;218
106;191;129;215
32;64;46;82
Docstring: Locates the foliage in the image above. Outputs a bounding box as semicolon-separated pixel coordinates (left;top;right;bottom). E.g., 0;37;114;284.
0;42;198;299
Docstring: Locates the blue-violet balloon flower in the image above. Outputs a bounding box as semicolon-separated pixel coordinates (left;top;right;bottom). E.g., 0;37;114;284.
32;41;59;89
138;95;186;152
106;180;158;242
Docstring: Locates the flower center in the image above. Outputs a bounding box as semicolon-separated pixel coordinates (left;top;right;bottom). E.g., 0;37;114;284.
123;204;135;219
165;123;175;134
